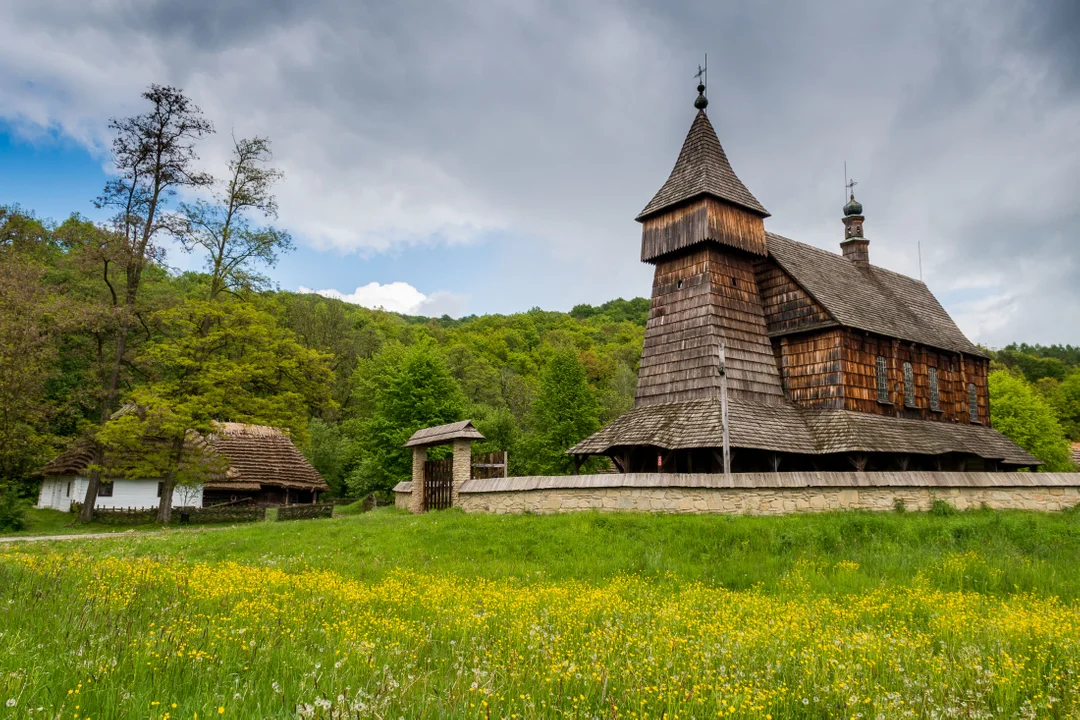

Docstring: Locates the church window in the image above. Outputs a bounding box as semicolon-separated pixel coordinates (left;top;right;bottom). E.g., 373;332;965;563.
903;362;915;407
875;356;888;403
968;383;979;422
929;367;940;412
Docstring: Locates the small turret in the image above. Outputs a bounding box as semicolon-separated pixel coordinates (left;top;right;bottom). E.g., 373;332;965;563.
840;190;869;266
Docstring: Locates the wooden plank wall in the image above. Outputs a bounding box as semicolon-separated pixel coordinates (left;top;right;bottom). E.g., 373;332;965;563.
640;198;767;263
635;245;786;406
835;330;988;424
756;260;834;333
777;330;845;408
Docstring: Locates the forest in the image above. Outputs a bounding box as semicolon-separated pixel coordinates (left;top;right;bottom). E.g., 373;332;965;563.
0;85;1076;529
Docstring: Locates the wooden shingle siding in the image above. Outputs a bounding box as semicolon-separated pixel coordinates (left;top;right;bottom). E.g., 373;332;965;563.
835;330;989;424
640;198;767;262
777;330;845;408
635;245;786;406
756;260;835;333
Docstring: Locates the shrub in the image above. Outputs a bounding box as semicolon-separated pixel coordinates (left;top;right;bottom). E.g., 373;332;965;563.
931;498;958;517
0;484;27;531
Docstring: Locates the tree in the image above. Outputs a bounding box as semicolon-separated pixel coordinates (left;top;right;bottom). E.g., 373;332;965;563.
0;208;60;493
177;136;293;301
526;348;599;474
80;85;214;521
99;299;332;523
345;342;465;497
989;370;1075;472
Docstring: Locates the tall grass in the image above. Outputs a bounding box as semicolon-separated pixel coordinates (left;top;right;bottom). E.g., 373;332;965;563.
2;507;1080;718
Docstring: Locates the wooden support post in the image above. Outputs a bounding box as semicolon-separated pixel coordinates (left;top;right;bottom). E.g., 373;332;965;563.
611;454;625;473
718;343;731;477
571;455;582;475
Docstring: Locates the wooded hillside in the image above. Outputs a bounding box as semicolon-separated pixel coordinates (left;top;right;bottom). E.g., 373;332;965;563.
0;85;1074;528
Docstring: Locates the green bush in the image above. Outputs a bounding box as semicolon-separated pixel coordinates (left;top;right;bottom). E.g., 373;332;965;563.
931;498;958;517
0;485;27;531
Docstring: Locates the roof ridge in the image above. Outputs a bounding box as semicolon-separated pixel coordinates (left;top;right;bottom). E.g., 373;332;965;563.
766;231;933;288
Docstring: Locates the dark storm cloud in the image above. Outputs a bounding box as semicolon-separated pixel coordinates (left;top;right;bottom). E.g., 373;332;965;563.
0;0;1076;341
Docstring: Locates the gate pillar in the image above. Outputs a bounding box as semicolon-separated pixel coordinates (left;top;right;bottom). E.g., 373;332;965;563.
451;438;472;508
409;446;427;514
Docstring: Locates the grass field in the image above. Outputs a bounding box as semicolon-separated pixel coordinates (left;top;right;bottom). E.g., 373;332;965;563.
3;507;1080;718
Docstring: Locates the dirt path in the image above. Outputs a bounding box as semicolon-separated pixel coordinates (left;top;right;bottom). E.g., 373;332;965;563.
0;526;231;544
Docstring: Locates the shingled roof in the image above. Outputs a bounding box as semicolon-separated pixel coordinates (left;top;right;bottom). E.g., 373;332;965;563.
766;233;987;357
403;420;485;448
636;110;769;221
568;398;1037;466
40;422;327;493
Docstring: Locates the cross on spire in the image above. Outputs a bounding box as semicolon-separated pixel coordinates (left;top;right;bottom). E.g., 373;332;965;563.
693;53;709;110
846;177;858;199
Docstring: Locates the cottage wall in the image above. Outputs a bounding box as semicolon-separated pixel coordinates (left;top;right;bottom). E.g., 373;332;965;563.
36;476;203;512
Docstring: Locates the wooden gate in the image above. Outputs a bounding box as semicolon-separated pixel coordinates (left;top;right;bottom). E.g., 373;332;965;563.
423;457;454;511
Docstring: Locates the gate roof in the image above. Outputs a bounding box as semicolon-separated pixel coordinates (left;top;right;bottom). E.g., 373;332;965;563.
403;420;485;448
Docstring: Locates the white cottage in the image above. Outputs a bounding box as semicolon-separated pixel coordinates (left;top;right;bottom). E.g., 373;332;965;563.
37;423;328;511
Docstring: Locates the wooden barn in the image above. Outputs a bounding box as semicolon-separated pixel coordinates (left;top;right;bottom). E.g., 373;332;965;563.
38;422;328;511
570;82;1036;473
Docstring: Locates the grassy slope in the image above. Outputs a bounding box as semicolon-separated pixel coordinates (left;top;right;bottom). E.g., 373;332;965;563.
10;506;1080;597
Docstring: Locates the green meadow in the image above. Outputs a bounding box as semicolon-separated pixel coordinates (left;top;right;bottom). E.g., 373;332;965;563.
3;507;1080;718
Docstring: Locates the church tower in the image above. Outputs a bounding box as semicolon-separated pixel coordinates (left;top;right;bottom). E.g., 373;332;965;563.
633;82;785;406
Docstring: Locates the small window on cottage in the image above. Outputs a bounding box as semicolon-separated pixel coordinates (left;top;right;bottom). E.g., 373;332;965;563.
929;367;940;412
968;383;979;422
66;481;72;496
157;481;164;498
903;362;915;407
875;356;888;403
731;277;738;288
98;482;114;497
676;279;683;289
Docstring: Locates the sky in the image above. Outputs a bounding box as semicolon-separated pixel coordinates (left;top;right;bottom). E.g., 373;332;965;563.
0;0;1077;346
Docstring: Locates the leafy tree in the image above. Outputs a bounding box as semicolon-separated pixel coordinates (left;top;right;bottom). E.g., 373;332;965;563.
1050;372;1080;441
345;342;465;496
80;85;214;521
178;136;293;301
305;418;354;496
99;299;332;522
0;209;60;488
989;370;1075;472
526;348;599;474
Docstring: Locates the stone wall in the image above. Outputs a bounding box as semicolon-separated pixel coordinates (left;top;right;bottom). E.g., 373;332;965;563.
393;471;1080;515
456;485;1080;515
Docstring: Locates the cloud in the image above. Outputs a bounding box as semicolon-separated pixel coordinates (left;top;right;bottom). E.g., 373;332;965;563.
0;0;1078;343
299;281;467;318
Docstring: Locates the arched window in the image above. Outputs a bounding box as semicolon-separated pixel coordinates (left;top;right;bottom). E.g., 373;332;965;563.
875;356;888;403
968;383;978;422
928;367;940;412
903;361;915;407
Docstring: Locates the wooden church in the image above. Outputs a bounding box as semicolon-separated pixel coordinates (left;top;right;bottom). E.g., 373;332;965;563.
570;81;1036;473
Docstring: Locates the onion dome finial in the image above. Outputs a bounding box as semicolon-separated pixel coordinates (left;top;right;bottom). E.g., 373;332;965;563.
843;192;863;217
694;83;708;110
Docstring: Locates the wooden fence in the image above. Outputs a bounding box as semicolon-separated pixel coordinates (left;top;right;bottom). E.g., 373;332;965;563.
179;505;267;524
471;451;508;480
277;503;334;521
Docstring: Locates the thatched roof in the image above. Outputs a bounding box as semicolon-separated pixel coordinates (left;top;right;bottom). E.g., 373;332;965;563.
568;398;1037;466
204;423;328;492
41;422;327;492
766;233;986;357
636;109;769;221
403;420;485;448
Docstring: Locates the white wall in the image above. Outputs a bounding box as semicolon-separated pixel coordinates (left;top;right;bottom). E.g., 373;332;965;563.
37;476;203;511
